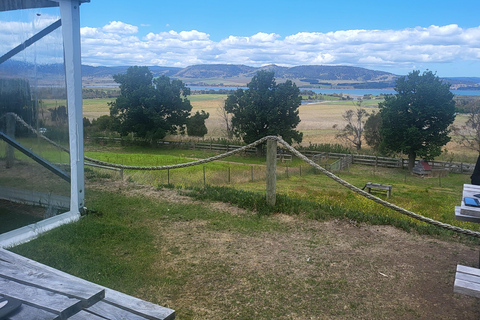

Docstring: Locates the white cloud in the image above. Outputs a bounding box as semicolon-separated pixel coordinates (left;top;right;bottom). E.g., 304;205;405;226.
3;17;479;75
102;21;138;35
73;22;480;71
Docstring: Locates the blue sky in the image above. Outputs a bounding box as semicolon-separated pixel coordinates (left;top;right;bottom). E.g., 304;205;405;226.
2;0;480;77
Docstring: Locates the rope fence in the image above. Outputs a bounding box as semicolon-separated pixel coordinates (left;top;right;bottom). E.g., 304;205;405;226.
4;112;480;238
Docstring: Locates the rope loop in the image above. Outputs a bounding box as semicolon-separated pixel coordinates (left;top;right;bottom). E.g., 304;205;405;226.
4;113;480;238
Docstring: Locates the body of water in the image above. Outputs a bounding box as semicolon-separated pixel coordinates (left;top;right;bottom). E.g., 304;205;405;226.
188;86;480;96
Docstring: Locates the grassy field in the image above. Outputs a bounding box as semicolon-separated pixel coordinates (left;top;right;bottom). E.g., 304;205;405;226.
72;93;478;162
10;178;480;319
7;93;480;319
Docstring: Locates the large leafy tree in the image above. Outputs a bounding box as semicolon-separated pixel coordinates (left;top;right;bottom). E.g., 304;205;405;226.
379;70;455;171
363;111;383;152
187;110;209;138
109;66;192;140
225;70;302;154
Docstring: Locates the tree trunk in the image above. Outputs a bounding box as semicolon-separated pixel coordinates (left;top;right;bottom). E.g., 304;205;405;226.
408;152;416;172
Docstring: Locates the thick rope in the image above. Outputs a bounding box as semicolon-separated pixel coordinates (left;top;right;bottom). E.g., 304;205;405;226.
4;113;480;237
272;136;480;238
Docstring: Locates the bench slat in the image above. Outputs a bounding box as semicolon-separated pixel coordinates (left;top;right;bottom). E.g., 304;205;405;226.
455;207;480;223
457;264;480;277
454;278;480;298
456;272;480;285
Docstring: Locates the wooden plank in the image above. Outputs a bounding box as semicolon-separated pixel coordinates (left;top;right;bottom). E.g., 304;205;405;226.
0;249;174;320
455;207;480;223
8;303;58;320
454;278;480;298
0;249;105;307
102;288;176;320
86;301;151;320
67;310;107;320
459;184;480;217
456;272;480;285
0;278;82;319
457;264;480;278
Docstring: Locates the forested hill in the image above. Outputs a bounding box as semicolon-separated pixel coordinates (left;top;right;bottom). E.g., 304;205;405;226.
169;64;399;88
81;64;480;89
1;61;479;89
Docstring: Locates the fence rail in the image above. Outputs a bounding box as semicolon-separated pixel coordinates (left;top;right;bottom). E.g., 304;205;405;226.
86;137;475;174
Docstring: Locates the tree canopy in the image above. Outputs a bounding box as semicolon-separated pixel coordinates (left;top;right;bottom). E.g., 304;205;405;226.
109;66;192;140
225;70;302;151
379;70;456;170
187;110;209;137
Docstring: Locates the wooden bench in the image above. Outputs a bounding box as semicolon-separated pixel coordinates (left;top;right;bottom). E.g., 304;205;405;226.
362;182;392;198
454;184;480;299
276;154;292;162
454;265;480;298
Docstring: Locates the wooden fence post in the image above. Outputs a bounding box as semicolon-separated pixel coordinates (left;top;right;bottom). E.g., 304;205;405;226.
266;139;277;206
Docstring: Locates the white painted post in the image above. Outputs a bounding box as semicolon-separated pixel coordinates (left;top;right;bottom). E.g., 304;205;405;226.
266;139;277;206
58;0;84;214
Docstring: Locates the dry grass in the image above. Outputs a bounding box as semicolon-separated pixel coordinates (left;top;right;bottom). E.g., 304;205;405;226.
80;94;478;159
56;183;480;319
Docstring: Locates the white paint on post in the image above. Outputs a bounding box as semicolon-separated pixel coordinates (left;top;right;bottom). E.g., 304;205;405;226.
58;0;85;214
266;139;277;206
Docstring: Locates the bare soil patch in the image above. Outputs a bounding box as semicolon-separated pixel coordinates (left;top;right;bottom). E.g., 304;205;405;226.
89;180;480;319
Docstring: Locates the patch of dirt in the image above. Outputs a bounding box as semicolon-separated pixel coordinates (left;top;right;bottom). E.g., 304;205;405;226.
88;179;480;319
87;179;250;216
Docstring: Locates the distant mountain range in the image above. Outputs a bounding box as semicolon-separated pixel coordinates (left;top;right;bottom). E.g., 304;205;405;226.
1;61;479;90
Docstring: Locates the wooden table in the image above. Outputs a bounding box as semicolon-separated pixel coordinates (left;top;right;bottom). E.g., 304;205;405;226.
0;248;175;320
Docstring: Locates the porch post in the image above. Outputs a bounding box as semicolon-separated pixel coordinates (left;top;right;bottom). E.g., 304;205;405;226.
58;0;85;213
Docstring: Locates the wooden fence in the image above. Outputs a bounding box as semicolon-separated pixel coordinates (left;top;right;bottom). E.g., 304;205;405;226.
86;137;475;174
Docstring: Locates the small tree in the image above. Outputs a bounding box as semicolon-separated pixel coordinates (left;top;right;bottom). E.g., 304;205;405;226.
363;111;383;152
225;70;302;155
109;66;192;140
336;108;369;150
187;111;209;138
217;103;233;139
379;70;456;171
452;100;480;153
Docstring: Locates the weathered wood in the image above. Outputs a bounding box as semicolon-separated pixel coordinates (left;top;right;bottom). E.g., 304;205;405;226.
103;288;176;320
0;249;105;307
67;310;107;320
454;278;480;298
266;139;277;206
0;249;175;320
455;206;480;223
86;301;151;320
457;264;480;278
459;184;480;217
454;265;480;298
0;278;82;319
8;303;58;320
363;182;392;198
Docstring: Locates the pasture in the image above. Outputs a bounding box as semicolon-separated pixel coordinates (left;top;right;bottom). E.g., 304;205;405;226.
74;93;478;162
6;93;480;319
